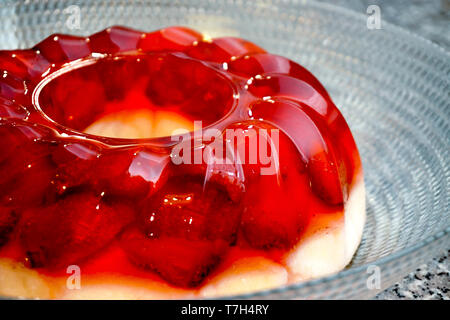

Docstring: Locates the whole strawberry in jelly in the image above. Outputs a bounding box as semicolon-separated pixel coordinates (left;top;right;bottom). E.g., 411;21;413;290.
122;165;243;287
222;121;313;249
20;192;135;268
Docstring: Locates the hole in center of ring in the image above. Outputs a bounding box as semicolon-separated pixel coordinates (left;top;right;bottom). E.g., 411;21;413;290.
33;52;236;140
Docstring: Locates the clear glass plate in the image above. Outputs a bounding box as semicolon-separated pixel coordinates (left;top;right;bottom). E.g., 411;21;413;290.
0;0;448;299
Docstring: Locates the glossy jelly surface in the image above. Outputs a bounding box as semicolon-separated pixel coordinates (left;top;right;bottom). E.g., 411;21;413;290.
0;26;361;288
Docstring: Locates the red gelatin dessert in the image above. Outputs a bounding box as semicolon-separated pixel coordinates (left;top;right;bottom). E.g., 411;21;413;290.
0;26;365;299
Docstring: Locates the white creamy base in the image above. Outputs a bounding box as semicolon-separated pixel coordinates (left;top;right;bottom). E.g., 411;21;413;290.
84;109;194;139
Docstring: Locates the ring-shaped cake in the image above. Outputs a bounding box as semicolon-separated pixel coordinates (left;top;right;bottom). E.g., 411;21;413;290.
0;26;365;299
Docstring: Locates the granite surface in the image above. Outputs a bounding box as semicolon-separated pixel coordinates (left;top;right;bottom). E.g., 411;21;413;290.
317;0;449;300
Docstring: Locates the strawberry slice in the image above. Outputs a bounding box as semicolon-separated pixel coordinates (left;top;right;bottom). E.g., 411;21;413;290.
122;228;227;287
94;148;169;198
52;145;168;199
0;126;56;250
141;174;242;242
0;125;26;163
50;140;104;194
225;121;312;248
121;171;243;287
40;70;106;130
250;100;346;205
145;54;202;106
0;206;18;247
19;192;135;269
86;54;151;102
1;155;55;206
0;122;57;206
241;172;312;249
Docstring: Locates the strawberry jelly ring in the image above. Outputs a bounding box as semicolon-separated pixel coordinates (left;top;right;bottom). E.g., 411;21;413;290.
0;26;362;288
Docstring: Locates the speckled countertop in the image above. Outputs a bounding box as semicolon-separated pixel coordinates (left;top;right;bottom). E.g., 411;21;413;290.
318;0;450;300
375;251;449;300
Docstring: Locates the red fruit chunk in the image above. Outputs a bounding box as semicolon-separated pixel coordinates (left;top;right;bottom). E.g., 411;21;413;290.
246;74;358;196
242;174;311;249
0;122;52;179
0;125;56;201
1;155;55;207
92;55;148;101
88;26;142;54
0;206;18;247
0;121;51;163
182;71;235;121
33;34;91;63
138;26;202;52
145;54;204;106
121;172;242;286
225;121;311;248
143;53;235;122
94;148;166;198
122;228;227;287
0;153;55;208
20;192;135;268
49;141;101;193
53;145;168;199
39;70;106;130
126;149;170;196
186;37;265;62
250;100;346;205
0;123;59;207
37;52;236;129
141;174;242;242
